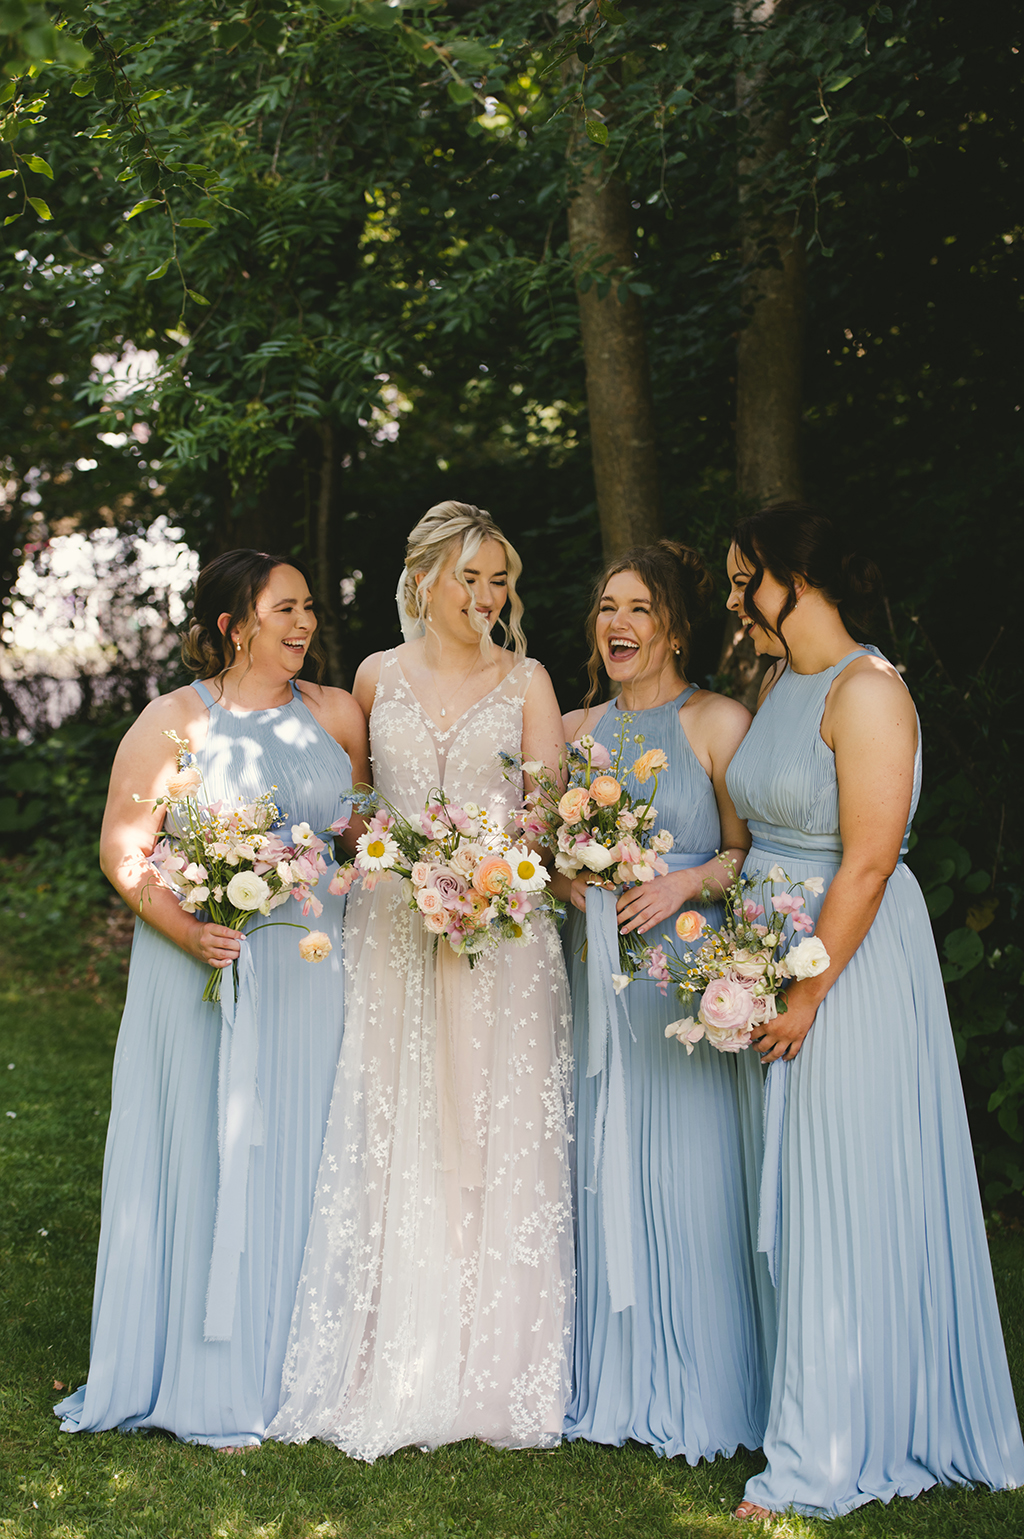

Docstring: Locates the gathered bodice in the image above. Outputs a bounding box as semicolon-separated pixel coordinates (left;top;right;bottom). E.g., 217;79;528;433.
184;679;353;836
591;687;721;859
726;646;921;863
369;649;536;828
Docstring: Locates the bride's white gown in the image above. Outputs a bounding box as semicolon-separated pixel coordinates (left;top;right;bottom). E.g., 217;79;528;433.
267;650;574;1460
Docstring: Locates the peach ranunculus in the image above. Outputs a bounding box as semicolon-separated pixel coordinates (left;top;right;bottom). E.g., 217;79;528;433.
631;748;669;784
298;930;332;962
589;775;622;807
675;910;706;944
558;786;592;824
472;856;513;897
164;766;203;801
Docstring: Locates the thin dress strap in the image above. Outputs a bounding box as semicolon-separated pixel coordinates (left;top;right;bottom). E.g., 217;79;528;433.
191;679;217;708
830;648;870;678
674;684;699;708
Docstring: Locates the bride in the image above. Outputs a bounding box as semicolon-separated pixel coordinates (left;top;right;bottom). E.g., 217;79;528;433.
268;502;574;1460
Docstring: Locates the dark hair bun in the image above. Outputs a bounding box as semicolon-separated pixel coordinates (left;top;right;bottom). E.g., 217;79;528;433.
182;549;326;682
732;501;881;648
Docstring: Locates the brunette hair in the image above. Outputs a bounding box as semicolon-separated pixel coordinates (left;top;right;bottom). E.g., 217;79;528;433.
582;540;715;707
181;549;326;682
399;500;527;659
731;501;881;659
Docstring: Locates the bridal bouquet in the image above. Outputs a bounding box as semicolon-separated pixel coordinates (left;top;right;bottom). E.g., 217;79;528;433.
143;731;343;1001
624;863;830;1053
502;725;674;884
334;786;560;963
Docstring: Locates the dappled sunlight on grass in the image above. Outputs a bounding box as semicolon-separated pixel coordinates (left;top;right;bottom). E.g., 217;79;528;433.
2;954;1023;1538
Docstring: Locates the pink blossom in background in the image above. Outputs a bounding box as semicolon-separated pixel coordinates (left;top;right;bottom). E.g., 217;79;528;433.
771;892;805;918
573;737;612;768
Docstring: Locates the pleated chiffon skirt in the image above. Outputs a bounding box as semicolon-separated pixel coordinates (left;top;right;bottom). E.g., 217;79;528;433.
742;852;1024;1516
55;904;347;1446
563;907;776;1461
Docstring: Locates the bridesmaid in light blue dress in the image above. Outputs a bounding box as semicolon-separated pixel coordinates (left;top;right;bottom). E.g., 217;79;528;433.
559;541;775;1461
56;551;369;1448
725;504;1024;1519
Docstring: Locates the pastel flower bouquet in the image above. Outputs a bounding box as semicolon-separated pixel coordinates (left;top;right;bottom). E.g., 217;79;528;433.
501;724;673;972
144;731;344;1001
332;786;561;964
626;862;830;1054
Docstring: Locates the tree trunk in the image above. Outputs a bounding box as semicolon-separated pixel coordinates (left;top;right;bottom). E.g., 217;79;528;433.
560;2;660;560
567;162;662;559
734;0;805;505
314;421;346;688
722;0;806;704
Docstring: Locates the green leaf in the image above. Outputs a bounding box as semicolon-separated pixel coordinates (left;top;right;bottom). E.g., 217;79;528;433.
186;288;211;305
27;196;52;220
146;260;170;281
577;43;595;64
217;20;250;50
3;213;21;225
178;218;213;228
361;2;401;30
943;926;984;976
826;75;854;92
925;884;953;919
0;168;15;180
447;82;475;106
447;38;495;70
137;90;166;103
598;0;626;22
125;198;163;220
22;154;53;178
585;119;609;145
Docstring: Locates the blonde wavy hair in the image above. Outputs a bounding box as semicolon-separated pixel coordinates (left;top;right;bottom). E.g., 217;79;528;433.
399;501;527;660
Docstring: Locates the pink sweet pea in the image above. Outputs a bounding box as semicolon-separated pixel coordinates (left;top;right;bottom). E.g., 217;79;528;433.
573;737;612;769
328;866;359;896
791;910;814;934
742;899;765;921
771;892;806;918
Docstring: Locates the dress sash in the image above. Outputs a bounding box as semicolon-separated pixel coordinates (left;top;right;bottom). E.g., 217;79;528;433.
584;848;716;1314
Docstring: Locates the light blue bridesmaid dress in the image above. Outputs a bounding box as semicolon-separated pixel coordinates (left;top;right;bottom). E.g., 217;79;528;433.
564;688;776;1461
55;679;352;1447
727;647;1024;1517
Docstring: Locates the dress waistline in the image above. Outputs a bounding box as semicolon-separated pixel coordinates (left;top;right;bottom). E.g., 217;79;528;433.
750;833;905;866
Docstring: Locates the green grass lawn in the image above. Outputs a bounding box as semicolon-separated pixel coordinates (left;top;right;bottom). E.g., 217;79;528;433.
2;938;1023;1539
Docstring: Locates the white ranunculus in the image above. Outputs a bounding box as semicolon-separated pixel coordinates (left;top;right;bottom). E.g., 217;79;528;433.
226;870;271;911
784;935;831;980
579;842;617;873
554;851;581;877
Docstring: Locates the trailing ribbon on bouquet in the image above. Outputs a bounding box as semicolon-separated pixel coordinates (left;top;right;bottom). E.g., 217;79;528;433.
435;940;483;1256
585;850;718;1314
758;1056;788;1288
204;936;264;1341
585;886;636;1313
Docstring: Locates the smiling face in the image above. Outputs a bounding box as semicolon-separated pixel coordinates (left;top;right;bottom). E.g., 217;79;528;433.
595;569;679;686
425;536;508;642
230;563;317;676
725;543;790;657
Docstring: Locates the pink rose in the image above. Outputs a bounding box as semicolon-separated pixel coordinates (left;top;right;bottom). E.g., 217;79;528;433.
423;910;447;934
416;888;445;916
428;868;468;906
699;977;756;1034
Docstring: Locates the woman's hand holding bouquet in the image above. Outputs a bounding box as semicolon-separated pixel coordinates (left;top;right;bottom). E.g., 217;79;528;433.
627;862;830;1054
142;731;343;1001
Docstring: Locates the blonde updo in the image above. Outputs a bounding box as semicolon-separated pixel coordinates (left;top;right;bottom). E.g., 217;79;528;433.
582;539;715;707
399;501;527;659
181;549;326;682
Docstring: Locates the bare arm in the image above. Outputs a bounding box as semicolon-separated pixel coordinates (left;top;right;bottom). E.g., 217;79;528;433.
99;691;242;970
298;682;372;856
754;659;917;1063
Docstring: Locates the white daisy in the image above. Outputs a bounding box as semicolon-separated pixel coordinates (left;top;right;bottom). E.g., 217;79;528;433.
356;829;401;871
507;844;550;892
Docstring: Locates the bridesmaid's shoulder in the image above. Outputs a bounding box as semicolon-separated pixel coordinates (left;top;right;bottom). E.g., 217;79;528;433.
562;701;611;740
829;651;912;720
135;683;207;735
295;679;365;737
682;687;751;743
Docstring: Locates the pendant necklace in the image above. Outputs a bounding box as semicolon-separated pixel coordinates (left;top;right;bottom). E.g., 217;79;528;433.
428;653;483;719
